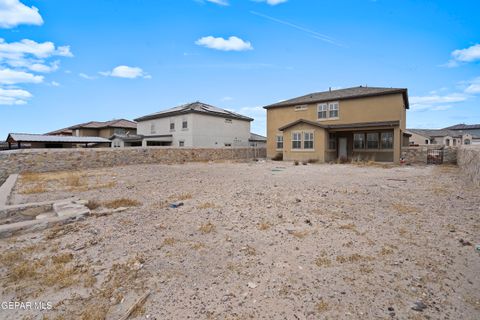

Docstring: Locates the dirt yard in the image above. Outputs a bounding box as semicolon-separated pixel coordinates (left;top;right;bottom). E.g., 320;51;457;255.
1;161;479;319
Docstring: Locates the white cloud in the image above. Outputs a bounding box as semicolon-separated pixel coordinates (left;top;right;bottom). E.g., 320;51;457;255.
50;81;59;87
28;60;59;73
0;87;32;105
410;93;467;105
221;96;233;101
464;77;480;94
465;83;480;94
0;0;43;28
79;72;97;80
254;0;287;5
445;44;480;67
100;65;151;79
0;68;43;84
195;36;253;51
206;0;229;5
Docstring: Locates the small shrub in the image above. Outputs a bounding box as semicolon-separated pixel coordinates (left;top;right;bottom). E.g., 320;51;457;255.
271;153;283;161
199;222;215;234
294;160;299;166
302;161;308;165
86;200;100;210
104;198;141;209
197;202;216;209
20;184;47;194
307;159;318;164
316;299;329;312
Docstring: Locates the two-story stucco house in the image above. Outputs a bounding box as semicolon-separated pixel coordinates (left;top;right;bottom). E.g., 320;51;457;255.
264;86;410;163
133;102;253;147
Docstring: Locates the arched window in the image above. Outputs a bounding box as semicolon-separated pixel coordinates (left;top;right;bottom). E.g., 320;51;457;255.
445;139;450;146
464;139;471;145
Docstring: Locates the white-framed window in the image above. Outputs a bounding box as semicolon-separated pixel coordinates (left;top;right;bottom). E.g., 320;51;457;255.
170;120;175;131
303;132;314;149
328;102;339;118
179;140;185;147
354;133;365;149
328;133;336;150
317;103;328;119
182;118;188;130
150;123;156;134
276;135;283;150
292;132;302;149
366;132;379;149
225;119;232;124
295;105;308;111
381;132;393;149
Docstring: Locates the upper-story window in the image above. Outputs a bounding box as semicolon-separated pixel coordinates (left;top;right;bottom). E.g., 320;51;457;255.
114;128;126;135
329;102;339;118
317;104;328;119
464;139;471;145
182;119;188;130
317;102;339;120
225;119;232;124
170;120;175;131
295;105;308;111
150;123;156;134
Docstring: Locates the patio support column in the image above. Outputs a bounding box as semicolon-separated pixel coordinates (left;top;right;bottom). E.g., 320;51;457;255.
393;127;401;164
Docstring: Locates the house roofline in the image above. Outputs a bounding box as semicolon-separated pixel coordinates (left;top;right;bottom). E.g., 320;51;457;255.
264;89;409;110
134;109;253;122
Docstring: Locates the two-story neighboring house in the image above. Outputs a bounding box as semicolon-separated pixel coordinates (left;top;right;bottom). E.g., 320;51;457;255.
134;102;253;147
47;119;137;138
264;86;410;163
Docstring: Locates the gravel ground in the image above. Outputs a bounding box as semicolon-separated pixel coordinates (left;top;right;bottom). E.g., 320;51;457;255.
1;161;479;320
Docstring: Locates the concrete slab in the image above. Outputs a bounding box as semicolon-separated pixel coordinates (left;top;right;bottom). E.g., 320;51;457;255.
0;210;88;239
0;174;18;206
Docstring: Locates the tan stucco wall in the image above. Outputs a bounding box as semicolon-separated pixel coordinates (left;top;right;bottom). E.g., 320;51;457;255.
282;123;326;162
266;93;407;162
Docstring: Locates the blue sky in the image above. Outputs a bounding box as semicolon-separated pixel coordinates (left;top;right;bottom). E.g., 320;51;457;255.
0;0;479;138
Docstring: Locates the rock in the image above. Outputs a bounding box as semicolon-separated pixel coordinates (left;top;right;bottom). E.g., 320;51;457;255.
411;301;427;311
169;202;184;209
35;212;57;220
53;201;90;218
266;204;272;208
295;198;301;203
459;239;472;246
247;282;257;289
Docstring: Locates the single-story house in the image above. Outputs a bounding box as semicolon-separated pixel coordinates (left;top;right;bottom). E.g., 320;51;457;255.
5;133;111;149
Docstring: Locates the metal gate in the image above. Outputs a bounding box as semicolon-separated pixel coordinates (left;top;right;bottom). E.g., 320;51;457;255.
427;149;443;165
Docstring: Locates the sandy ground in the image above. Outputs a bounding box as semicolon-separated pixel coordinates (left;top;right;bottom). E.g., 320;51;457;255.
0;161;479;320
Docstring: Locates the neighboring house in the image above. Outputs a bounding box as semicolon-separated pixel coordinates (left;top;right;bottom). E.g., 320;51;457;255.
443;123;480;145
249;133;267;148
134;102;253;147
5;133;111;149
407;124;479;146
264;86;410;163
47;119;137;139
110;133;143;148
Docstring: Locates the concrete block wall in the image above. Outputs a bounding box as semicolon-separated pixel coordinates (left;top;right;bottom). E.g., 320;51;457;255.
0;147;266;183
401;145;457;164
457;146;480;186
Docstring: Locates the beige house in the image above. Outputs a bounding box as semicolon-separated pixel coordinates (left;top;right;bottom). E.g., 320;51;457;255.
264;86;410;163
47;119;137;138
406;129;471;146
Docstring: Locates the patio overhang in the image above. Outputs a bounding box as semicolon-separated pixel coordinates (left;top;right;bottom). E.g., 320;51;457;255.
278;119;400;132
